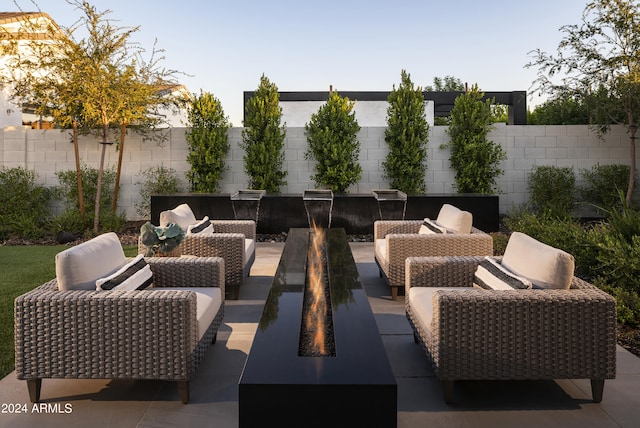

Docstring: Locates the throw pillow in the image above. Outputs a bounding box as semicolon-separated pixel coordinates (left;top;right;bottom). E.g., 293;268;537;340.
187;216;214;235
96;255;153;291
474;256;532;290
418;218;448;235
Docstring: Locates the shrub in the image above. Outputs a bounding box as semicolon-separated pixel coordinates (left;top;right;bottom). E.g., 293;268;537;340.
186;91;230;193
305;91;362;193
592;233;640;295
527;165;576;218
489;232;509;256
504;209;640;325
600;284;640;328
241;74;287;193
527;96;591;125
604;200;640;244
503;210;588;275
444;84;506;194
135;165;182;218
0;167;51;239
54;165;125;234
382;70;430;194
579;163;635;214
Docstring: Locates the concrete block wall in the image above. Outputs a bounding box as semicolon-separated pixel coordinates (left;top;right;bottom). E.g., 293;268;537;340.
1;124;637;220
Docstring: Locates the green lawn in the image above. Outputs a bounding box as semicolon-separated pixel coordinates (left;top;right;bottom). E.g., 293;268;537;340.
0;244;137;379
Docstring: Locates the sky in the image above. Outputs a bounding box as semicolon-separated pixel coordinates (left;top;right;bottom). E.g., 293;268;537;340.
8;0;589;126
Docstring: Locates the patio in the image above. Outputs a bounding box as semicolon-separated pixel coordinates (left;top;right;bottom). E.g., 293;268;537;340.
1;241;639;427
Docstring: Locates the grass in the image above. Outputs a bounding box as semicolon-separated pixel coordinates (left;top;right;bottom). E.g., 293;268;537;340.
0;244;138;379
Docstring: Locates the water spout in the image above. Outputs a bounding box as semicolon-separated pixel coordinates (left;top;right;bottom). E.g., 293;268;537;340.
303;189;334;229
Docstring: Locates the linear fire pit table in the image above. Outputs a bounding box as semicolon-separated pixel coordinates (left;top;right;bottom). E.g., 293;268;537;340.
238;228;397;427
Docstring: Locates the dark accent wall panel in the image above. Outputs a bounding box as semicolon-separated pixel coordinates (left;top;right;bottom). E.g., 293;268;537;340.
151;193;500;234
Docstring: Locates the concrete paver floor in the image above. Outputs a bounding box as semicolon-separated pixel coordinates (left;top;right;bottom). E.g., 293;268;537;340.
1;242;639;427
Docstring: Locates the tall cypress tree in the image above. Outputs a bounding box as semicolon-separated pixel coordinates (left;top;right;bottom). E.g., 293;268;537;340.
186;91;230;192
445;84;506;194
305;91;362;193
241;74;287;193
383;70;430;194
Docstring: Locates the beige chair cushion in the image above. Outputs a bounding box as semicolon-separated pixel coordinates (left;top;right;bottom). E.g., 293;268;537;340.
162;287;222;340
375;239;388;266
56;232;127;291
501;232;575;290
245;239;255;261
435;204;473;234
408;287;470;334
160;203;197;232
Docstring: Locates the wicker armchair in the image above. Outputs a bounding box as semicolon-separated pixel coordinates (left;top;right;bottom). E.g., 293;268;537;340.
140;219;255;300
14;255;225;404
405;253;617;404
374;219;493;300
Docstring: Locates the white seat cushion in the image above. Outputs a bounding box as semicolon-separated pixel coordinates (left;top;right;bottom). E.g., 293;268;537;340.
408;287;469;334
375;239;388;266
56;232;126;291
162;287;222;340
245;239;255;260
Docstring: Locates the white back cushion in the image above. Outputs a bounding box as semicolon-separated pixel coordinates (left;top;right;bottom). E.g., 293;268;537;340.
56;232;126;291
501;232;575;290
435;204;473;234
160;203;197;231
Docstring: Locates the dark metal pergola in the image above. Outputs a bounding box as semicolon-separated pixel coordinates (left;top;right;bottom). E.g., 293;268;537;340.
243;90;527;125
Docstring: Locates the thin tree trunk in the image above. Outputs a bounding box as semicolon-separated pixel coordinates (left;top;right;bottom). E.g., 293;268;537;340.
94;124;108;233
112;121;126;214
627;126;636;208
73;120;85;222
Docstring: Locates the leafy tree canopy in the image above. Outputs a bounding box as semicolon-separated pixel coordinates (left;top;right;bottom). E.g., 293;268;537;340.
425;75;465;92
527;0;640;206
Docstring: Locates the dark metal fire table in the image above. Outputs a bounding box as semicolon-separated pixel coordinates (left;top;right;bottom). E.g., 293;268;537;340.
238;228;397;427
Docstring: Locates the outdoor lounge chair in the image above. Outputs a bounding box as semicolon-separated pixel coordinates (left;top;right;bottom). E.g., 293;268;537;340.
405;232;617;403
139;203;256;300
374;203;493;300
15;232;225;404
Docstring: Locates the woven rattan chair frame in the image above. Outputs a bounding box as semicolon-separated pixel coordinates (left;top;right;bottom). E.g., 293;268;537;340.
14;256;225;404
138;220;256;300
374;220;494;300
405;255;617;404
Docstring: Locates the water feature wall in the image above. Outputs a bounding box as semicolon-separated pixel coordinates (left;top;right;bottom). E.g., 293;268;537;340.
152;193;500;233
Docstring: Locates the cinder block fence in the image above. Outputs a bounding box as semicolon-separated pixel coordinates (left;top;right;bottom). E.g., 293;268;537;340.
0;124;634;220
